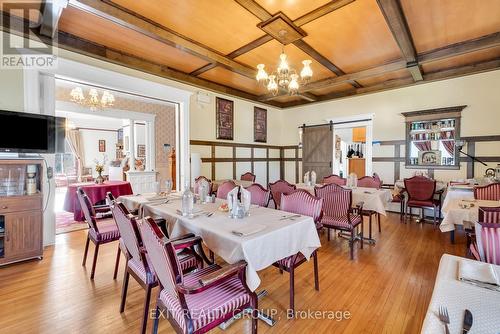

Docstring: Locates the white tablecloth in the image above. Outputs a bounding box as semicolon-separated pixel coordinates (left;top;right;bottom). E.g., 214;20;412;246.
296;183;393;216
440;199;500;232
442;186;475;210
123;195;321;291
421;254;500;333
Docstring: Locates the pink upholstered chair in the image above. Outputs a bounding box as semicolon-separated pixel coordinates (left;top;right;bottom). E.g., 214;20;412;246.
470;222;500;265
216;180;237;199
314;183;364;260
357;176;383;235
404;176;440;225
240;172;256;182
110;201;204;334
373;173;383;186
357;176;382;189
268;179;297;209
245;183;271;207
77;187;121;280
474;183;500;201
274;190;322;312
323;174;347;186
194;176;212;195
140;217;258;334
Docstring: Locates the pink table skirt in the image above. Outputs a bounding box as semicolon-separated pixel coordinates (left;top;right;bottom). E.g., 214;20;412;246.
64;181;133;221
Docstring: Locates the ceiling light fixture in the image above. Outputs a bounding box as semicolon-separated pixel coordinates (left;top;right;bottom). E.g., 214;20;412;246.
70;86;115;111
255;31;313;95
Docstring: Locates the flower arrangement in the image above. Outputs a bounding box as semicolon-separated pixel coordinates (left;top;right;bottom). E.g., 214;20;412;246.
94;154;108;184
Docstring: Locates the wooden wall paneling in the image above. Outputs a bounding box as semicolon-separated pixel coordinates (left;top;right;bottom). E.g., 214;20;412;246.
268;148;271;185
211;144;216;180
251;148;255;173
466;141;475;179
394;144;401;181
295;146;300;183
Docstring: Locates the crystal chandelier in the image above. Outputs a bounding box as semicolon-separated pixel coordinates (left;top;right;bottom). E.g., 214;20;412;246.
256;45;313;95
70;87;115;111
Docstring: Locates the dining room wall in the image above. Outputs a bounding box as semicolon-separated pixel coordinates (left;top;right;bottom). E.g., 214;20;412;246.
279;69;500;184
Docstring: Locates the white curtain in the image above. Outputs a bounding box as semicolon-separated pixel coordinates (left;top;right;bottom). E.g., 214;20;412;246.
66;129;85;182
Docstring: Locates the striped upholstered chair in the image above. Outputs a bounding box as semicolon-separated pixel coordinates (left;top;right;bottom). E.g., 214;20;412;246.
110;201;203;334
404;176;441;225
240;172;256;182
474;183;500;201
140;217;258;334
77;187;121;280
268;179;297;209
245;183;271;207
315;183;364;260
273;190;322;312
216;180;237;199
466;206;500;257
470;221;500;265
323;174;347;186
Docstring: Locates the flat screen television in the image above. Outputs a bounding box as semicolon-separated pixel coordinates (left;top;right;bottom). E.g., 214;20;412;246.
0;110;64;154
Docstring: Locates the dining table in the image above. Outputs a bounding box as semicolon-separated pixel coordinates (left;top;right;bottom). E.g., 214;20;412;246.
421;254;500;333
64;181;133;221
440;198;500;242
118;193;321;292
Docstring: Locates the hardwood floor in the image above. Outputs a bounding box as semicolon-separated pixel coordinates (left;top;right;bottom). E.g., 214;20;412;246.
0;214;464;334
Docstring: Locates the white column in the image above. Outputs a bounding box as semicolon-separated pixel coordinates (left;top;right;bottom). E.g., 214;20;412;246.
129;119;136;171
145;120;155;172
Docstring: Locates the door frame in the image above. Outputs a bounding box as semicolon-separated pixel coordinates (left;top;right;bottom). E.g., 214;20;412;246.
326;114;374;177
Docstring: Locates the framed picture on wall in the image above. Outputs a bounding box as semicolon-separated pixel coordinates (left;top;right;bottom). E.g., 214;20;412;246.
98;140;106;152
254;107;267;143
137;144;146;158
216;97;234;140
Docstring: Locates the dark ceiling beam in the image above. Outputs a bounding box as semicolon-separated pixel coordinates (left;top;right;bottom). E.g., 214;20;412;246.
279;58;500;108
68;0;256;78
298;92;319;102
233;0;360;87
260;32;500;101
376;0;423;82
293;0;355;26
0;11;283;108
39;0;68;38
189;63;217;76
190;34;274;77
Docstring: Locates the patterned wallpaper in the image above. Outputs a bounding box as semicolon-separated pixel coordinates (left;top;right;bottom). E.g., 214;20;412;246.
56;85;176;183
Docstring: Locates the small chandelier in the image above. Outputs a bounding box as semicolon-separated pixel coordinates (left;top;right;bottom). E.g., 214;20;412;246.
70;87;115;111
256;38;313;95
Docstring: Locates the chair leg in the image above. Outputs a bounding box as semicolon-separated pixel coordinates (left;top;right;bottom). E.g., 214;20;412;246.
313;251;319;291
90;243;99;280
327;228;330;241
151;305;160;334
120;267;130;313
141;285;152;334
433;206;437;226
113;245;121;280
349;230;354;260
360;222;364;250
82;234;90;266
378;213;381;232
289;266;295;314
251;294;258;334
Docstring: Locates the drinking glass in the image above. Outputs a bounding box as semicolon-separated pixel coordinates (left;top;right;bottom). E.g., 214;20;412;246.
164;179;173;195
154;181;160;194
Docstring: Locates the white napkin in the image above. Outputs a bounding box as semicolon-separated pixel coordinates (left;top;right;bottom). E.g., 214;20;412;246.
311;171;317;185
226;187;239;212
231;224;266;237
304;171;310;184
458;259;500;291
240;186;251;213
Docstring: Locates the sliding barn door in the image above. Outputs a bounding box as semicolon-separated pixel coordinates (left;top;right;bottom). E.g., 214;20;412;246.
302;126;333;181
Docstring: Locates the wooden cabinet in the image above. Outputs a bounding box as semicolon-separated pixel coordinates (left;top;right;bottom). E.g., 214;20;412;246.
0;159;44;266
348;158;366;178
1;210;43;264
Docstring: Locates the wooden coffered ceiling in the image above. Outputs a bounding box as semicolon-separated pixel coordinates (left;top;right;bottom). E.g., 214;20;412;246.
1;0;500;108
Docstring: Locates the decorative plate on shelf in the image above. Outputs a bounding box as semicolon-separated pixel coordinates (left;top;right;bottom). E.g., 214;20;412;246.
418;150;442;165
